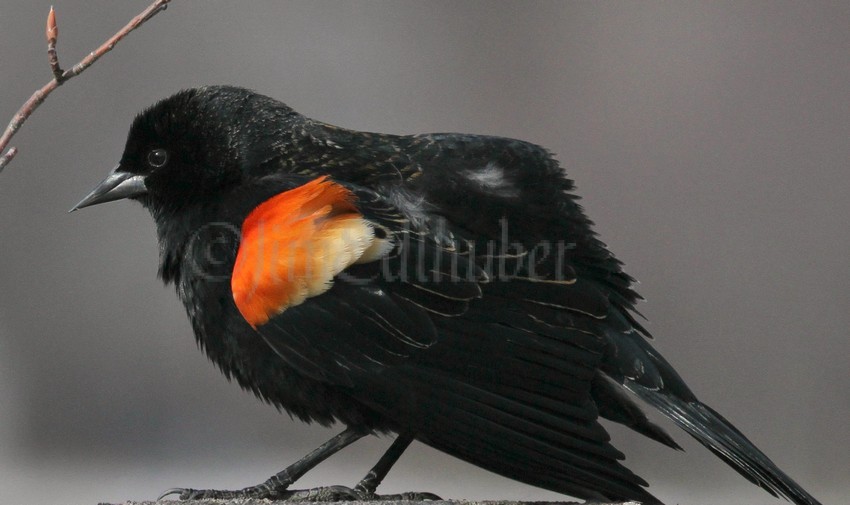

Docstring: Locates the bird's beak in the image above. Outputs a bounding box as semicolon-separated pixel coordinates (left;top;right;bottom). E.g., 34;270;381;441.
70;165;147;212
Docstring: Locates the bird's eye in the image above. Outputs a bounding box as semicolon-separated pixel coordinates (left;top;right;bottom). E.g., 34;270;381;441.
147;148;169;168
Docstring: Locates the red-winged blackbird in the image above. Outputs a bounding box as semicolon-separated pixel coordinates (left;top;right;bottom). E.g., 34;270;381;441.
74;85;820;505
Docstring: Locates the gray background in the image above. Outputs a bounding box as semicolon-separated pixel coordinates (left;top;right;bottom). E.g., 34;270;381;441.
0;1;847;504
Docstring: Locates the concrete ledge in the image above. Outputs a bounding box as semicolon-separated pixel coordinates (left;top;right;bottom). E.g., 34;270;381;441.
102;501;640;505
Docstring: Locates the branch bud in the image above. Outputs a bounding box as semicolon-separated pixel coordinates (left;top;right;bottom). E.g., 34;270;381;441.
46;6;58;44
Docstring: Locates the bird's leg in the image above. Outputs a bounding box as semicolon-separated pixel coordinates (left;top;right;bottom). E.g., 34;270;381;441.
354;432;414;496
280;432;441;501
158;427;365;501
350;432;439;500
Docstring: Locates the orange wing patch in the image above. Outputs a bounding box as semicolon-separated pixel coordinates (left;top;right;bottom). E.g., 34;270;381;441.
231;176;388;327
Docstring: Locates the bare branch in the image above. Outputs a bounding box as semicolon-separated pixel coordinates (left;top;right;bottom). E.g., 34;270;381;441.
0;0;173;174
0;147;18;169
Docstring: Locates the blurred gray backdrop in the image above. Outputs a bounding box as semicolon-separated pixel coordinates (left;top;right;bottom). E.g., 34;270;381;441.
0;1;847;504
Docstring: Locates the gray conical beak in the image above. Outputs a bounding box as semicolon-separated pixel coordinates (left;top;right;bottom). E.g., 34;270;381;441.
71;166;147;212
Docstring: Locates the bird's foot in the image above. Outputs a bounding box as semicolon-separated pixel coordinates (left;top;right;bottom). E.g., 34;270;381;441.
158;483;281;500
281;486;440;501
158;484;441;501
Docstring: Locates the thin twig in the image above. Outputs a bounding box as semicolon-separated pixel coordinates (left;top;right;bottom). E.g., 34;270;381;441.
0;0;172;174
0;147;18;169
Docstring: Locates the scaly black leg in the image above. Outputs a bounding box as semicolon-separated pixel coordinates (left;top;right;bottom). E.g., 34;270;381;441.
355;432;413;495
352;433;441;501
158;427;365;500
279;433;441;501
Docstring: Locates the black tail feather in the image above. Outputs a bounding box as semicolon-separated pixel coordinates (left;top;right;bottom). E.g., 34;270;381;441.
627;384;822;505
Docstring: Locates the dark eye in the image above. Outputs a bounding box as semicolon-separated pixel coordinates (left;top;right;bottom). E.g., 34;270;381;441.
147;148;169;168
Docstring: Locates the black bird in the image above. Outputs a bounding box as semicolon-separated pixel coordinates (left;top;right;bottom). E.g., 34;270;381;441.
74;85;821;505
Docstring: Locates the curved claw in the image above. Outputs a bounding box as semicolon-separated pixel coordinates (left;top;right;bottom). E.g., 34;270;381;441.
378;491;443;501
156;488;186;501
157;488;221;501
403;491;442;500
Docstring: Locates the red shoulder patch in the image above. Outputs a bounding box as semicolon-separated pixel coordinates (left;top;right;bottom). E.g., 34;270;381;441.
231;176;378;327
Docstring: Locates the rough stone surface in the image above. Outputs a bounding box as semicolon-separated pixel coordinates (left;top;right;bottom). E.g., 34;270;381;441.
101;501;639;505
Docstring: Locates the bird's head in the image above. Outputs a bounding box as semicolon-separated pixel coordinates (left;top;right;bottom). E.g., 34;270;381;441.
72;85;298;215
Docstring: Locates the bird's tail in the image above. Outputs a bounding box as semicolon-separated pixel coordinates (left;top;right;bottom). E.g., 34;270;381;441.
627;383;822;505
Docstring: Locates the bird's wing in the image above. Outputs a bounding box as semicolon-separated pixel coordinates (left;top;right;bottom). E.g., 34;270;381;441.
396;134;821;505
234;177;661;503
235;135;820;504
